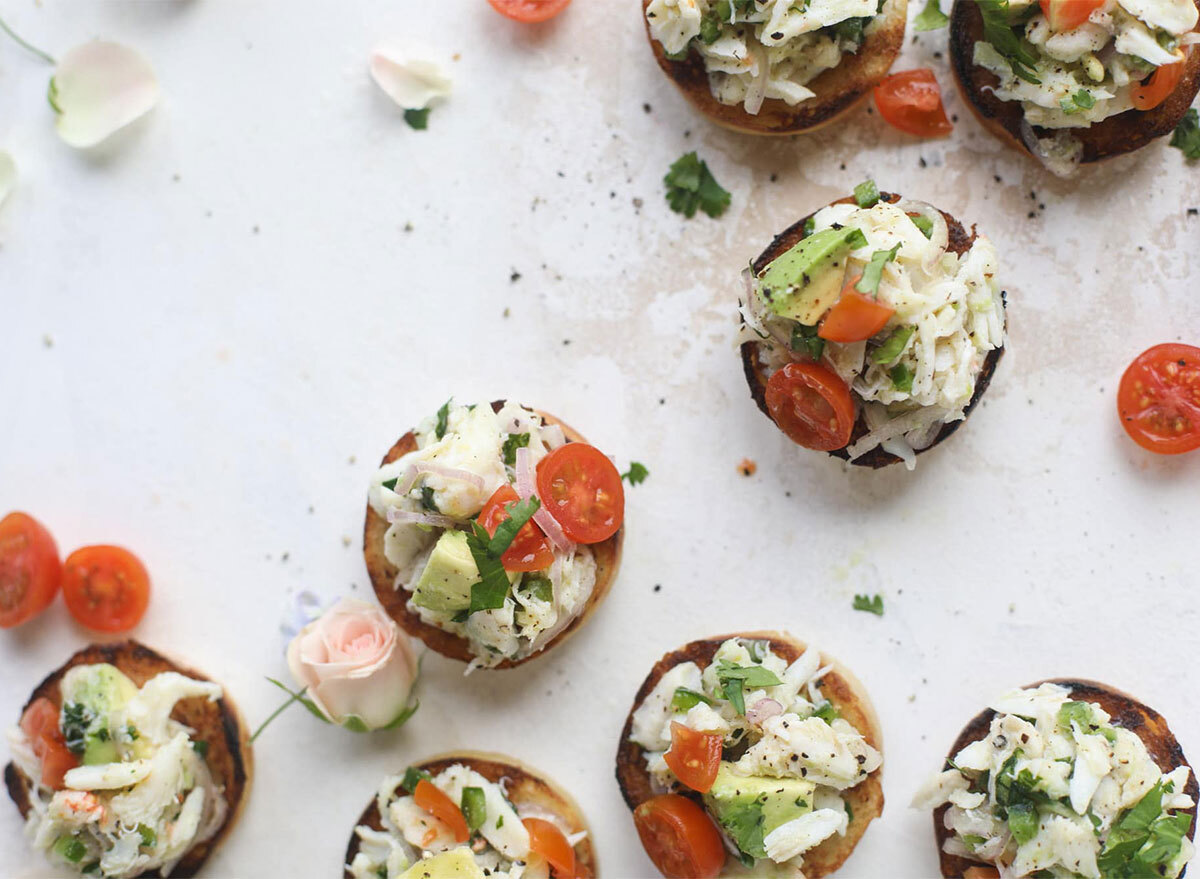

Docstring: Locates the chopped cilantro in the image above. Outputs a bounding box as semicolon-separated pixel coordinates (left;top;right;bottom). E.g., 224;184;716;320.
856;243;901;297
914;0;949;30
715;662;783;716
672;687;715;712
621;462;649;485
502;432;530;467
466;497;541;614
137;824;157;849
802;216;816;237
978;0;1041;84
853;179;881;208
54;837;87;863
790;323;825;361
61;703;92;756
434;398;452;439
1060;89;1095;114
813;700;839;723
852;593;884;615
401;766;432;793
192;740;209;758
381;477;398;491
833;16;867;44
521;575;553;603
1170;108;1200;160
699;10;722;43
404;108;430;130
872;325;913;364
1007;801;1038;844
664;152;731;219
420;485;439;512
910;214;934;238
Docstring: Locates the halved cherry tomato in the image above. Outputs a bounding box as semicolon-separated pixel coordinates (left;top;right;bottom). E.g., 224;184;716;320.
663;722;723;794
1117;343;1200;455
536;443;624;544
62;545;150;632
524;817;577;878
633;794;725;879
1039;0;1105;31
873;69;953;138
414;779;470;842
1131;51;1189;111
0;512;62;629
20;697;78;789
765;362;857;452
819;276;896;343
487;0;571;23
478;485;555;572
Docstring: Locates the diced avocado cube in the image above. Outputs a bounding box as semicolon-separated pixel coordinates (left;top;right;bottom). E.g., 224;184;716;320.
757;227;863;327
399;848;485;879
703;762;816;859
412;531;479;614
60;665;138;763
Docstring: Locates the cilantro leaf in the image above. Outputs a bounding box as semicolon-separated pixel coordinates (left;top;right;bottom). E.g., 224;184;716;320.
914;0;949;31
802;216;816;237
813;700;839;723
978;0;1041;84
872;325;913;364
621;462;649;485
464;497;541;615
910;214;934;238
1007;801;1039;844
420;485;439;512
715;661;783;716
502;432;530;467
404;108;430;130
1060;89;1096;114
853;179;880;208
790;323;825;361
401;766;432;793
672;687;715;712
435;398;452;439
665;152;731;219
856;243;902;297
485;496;540;557
852;593;884;615
1170;108;1200;160
521;575;553;603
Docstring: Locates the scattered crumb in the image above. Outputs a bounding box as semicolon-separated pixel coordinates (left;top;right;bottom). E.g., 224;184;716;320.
632;197;644;210
502;307;511;318
281;552;290;563
908;694;916;703
172;173;181;182
42;334;53;348
342;535;352;547
738;458;757;477
403;222;414;233
348;455;357;465
252;225;260;235
643;103;652;113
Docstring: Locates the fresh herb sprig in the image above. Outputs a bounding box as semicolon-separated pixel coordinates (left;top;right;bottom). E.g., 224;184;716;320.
466;496;541;613
665;152;731;219
852;593;884;615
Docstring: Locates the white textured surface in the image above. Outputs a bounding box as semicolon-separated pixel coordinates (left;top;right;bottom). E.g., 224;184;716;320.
1;2;1199;877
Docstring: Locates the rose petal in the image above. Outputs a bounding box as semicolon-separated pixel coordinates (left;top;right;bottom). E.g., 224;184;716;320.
0;152;15;207
52;41;159;148
368;46;451;110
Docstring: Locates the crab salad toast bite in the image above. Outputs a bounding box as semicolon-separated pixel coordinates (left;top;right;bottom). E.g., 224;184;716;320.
615;633;883;878
4;641;251;879
914;679;1198;879
950;0;1200;173
364;399;623;671
642;0;908;134
739;184;1006;469
344;752;595;879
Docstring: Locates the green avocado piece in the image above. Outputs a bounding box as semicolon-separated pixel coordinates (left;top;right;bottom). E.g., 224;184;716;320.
703;763;816;859
413;530;479;614
757;226;865;327
400;848;485;879
60;664;137;765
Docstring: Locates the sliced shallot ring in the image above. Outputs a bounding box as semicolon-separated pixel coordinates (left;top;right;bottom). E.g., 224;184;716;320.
397;460;485;496
746;698;783;724
894;198;948;274
386;509;458;529
514;447;574;552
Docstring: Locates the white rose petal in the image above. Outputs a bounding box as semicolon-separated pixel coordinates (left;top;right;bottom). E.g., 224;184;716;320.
0;152;14;207
52;41;159;148
369;46;452;110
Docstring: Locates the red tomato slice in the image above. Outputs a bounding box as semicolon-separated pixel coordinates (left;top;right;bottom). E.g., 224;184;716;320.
478;485;555;572
819;276;896;343
765;362;857;452
1040;0;1105;31
663;722;723;794
0;512;62;629
1131;51;1189;111
633;794;725;879
523;817;577;878
873;69;953;138
1117;343;1200;455
487;0;571;23
62;545;151;632
20;697;78;790
536;444;624;544
414;779;470;843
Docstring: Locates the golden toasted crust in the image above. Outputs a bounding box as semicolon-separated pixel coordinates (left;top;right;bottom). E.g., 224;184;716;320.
642;0;908;135
949;0;1200;164
614;631;884;879
3;641;253;879
740;192;1006;468
363;401;622;669
343;751;598;879
933;678;1199;879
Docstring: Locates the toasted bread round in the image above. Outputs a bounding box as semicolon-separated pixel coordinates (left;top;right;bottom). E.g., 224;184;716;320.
949;0;1200;165
3;640;252;879
933;678;1199;879
740;191;1005;469
642;0;908;135
363;401;623;669
343;750;597;878
615;631;884;879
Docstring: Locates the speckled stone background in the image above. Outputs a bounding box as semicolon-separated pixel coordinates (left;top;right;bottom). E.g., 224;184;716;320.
2;2;1198;877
